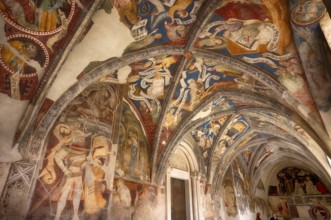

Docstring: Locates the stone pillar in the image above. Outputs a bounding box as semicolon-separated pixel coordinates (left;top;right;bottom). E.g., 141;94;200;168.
191;171;202;220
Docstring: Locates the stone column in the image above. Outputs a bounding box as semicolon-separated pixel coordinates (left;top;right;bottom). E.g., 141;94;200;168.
191;171;202;220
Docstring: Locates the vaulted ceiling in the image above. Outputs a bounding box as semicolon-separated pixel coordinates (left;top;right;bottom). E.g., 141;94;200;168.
0;0;331;188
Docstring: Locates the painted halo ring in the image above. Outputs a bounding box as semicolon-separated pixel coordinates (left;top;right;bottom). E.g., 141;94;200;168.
0;34;49;77
0;1;75;36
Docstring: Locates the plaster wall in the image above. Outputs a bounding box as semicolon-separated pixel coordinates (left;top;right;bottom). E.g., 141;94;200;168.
0;94;26;162
47;10;134;101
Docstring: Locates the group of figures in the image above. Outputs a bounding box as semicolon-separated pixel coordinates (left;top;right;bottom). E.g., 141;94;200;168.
269;167;329;196
0;0;87;99
29;122;112;219
28;84;118;219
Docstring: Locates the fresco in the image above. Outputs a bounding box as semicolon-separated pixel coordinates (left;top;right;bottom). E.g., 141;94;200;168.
257;179;265;191
268;167;329;196
290;0;331;116
215;134;259;180
0;34;48;99
200;183;217;220
28;84;118;219
268;196;292;218
254;197;269;217
163;55;271;131
111;178;165;220
116;101;150;182
309;205;331;220
157;56;254;160
291;0;326;26
192;96;235;122
125;55;179;145
126;56;179;122
206;114;252;181
191;115;227;159
195;0;318;113
0;0;90;100
196;1;291;59
113;0;203;52
253;144;274;174
241;148;253;167
0;0;76;33
221;115;250;147
222;168;238;217
167;58;242;127
232;159;254;214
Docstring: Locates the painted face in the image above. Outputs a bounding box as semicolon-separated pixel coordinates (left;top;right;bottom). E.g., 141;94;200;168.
24;43;37;58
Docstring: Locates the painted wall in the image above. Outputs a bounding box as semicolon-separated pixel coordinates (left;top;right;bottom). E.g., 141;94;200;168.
268;167;331;220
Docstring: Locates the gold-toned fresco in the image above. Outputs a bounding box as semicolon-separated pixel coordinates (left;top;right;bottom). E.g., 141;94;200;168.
28;84;118;219
0;35;48;99
116;101;150;182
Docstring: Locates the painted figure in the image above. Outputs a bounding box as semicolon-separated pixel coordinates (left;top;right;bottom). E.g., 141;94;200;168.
83;135;110;215
128;131;139;177
294;179;304;195
0;0;36;28
200;18;280;54
223;179;237;216
1;40;38;73
147;72;165;98
168;0;192;23
305;176;321;195
53;128;89;220
39;124;110;219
